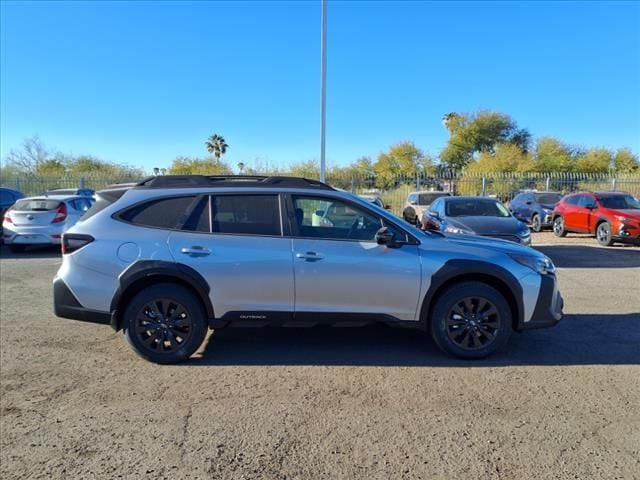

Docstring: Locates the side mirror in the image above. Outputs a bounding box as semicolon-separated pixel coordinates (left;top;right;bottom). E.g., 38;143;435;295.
587;204;597;210
375;227;399;248
409;201;417;206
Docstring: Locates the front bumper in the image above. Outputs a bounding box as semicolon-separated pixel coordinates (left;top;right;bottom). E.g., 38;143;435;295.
53;277;110;325
520;274;563;330
614;223;640;244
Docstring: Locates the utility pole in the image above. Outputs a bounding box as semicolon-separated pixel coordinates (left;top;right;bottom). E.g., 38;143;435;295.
320;0;327;182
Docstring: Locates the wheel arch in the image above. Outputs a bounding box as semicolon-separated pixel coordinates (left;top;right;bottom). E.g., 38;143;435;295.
110;261;215;331
420;261;524;332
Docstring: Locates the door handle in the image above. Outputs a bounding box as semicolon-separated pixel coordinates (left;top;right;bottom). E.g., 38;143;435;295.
295;251;323;260
180;246;211;257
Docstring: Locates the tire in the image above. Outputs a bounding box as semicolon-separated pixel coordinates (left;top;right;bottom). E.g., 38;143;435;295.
596;221;613;247
430;282;512;359
530;213;542;233
123;283;208;364
553;216;567;237
9;245;26;253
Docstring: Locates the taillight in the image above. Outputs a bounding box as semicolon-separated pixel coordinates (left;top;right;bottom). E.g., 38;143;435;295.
3;208;12;224
61;234;94;254
52;203;67;224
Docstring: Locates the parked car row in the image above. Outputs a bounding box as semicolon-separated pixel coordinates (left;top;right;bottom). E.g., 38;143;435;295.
394;188;640;247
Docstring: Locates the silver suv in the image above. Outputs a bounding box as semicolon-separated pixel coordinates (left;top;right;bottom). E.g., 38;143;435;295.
54;176;563;364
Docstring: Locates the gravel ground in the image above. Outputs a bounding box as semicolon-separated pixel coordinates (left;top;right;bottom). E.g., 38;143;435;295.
1;235;639;480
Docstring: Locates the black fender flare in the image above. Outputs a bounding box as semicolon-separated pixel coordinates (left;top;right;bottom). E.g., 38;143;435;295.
109;260;215;331
419;259;525;331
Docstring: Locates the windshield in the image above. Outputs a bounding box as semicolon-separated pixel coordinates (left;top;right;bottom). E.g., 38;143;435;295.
445;199;511;217
597;195;640;209
534;193;562;204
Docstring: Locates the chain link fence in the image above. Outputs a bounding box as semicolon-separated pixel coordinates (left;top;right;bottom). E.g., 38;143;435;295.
2;171;639;217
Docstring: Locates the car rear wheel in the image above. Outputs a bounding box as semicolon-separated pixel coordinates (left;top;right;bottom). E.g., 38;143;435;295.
553;216;567;237
123;283;208;364
596;222;613;247
531;213;542;232
430;282;512;359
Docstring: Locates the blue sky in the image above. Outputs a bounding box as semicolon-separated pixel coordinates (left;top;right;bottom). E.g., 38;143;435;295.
1;0;639;172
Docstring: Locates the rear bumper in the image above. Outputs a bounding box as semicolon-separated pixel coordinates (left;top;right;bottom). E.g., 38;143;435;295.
520;274;563;330
53;277;110;325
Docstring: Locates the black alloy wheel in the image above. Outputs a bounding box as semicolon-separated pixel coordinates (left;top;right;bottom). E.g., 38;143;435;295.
123;284;207;364
445;297;501;350
430;282;512;359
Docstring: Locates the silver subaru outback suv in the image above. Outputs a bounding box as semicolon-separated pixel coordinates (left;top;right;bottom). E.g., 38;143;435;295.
54;175;563;364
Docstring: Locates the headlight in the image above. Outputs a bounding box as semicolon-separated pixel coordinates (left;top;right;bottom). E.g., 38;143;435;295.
510;254;556;274
445;226;474;235
517;229;531;238
615;215;630;222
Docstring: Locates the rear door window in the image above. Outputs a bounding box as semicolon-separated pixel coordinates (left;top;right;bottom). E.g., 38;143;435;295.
211;195;281;236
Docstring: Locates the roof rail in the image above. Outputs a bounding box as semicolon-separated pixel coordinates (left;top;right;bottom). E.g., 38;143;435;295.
134;175;335;191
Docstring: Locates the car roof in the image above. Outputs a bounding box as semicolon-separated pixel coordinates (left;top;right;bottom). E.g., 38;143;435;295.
132;175;335;191
18;195;89;201
442;196;500;201
408;190;451;195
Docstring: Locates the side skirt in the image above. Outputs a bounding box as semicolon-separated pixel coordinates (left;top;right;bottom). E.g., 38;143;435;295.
212;311;423;330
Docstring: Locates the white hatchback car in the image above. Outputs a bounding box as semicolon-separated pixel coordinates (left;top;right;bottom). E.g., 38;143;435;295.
2;195;94;252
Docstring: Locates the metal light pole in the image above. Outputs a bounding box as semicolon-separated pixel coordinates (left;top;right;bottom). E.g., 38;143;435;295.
320;0;327;182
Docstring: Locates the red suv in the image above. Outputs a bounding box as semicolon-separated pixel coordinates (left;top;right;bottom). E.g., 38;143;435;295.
552;191;640;246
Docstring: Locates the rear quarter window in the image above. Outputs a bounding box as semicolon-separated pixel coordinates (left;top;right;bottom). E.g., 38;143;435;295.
118;196;202;230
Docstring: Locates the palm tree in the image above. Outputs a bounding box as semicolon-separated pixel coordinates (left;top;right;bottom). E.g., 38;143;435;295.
205;134;229;165
237;162;245;174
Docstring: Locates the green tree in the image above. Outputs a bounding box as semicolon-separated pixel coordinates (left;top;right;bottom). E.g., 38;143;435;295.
575;148;612;173
288;160;320;179
440;111;530;168
614;148;639;172
205;134;229;165
169;156;232;175
534;137;576;172
467;143;534;174
36;159;66;176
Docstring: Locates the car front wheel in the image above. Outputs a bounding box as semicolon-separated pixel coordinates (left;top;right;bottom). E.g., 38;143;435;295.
430;282;512;359
531;213;542;232
596;222;613;247
123;283;208;364
553;216;567;237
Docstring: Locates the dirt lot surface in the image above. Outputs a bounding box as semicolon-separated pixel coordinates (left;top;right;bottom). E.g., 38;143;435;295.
1;235;639;479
